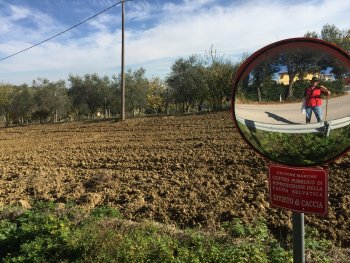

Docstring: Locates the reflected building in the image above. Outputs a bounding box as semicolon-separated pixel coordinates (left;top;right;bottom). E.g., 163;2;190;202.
278;72;335;85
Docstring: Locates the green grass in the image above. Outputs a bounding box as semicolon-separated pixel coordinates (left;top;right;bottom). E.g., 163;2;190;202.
238;122;350;166
0;202;337;262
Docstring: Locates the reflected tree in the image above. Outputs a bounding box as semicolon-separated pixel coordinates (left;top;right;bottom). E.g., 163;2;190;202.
250;59;279;102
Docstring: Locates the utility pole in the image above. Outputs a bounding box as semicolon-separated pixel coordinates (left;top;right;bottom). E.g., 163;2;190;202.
120;0;125;121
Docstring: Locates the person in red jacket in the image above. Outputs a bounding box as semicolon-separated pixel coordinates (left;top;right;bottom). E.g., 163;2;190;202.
304;77;331;123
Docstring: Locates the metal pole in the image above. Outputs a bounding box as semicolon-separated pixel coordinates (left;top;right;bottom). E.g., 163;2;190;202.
120;0;125;121
325;95;328;122
292;212;305;263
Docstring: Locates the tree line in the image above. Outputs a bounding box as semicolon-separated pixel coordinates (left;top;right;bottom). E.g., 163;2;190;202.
0;24;348;125
0;51;240;126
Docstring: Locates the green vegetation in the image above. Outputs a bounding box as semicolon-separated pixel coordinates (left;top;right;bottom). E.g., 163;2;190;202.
235;23;350;103
0;202;337;262
238;122;350;165
305;23;350;53
0;57;236;126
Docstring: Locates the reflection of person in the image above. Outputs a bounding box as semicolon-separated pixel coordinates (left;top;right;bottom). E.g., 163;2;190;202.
304;77;331;123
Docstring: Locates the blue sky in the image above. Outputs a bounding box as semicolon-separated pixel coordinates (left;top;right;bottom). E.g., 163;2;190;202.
0;0;349;85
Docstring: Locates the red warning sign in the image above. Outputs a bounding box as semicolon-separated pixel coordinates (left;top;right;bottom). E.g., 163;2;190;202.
269;164;328;215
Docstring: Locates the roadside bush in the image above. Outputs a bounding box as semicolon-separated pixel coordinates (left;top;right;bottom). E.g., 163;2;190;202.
291;80;309;100
305;227;333;263
236;82;294;103
263;82;286;102
325;80;344;95
0;202;73;262
0;202;336;262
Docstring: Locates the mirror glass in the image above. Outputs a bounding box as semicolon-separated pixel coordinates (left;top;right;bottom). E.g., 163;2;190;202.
232;38;350;166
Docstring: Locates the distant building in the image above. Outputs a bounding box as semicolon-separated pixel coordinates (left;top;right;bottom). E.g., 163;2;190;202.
278;72;334;85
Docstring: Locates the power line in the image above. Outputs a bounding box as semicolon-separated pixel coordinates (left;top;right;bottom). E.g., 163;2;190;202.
0;0;129;62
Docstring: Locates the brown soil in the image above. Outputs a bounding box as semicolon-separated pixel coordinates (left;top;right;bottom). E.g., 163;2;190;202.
0;111;349;246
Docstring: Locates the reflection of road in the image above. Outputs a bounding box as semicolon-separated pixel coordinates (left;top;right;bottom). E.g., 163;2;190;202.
235;94;350;124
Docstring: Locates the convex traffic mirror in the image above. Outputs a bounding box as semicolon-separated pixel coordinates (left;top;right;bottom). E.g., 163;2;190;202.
231;38;350;166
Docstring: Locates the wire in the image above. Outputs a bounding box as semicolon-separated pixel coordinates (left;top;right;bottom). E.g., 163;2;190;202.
0;0;130;62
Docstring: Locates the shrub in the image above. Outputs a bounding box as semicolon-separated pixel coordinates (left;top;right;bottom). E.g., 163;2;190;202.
0;202;336;262
0;202;73;262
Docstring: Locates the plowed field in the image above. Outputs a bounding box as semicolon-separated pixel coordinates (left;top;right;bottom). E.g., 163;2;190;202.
0;111;349;246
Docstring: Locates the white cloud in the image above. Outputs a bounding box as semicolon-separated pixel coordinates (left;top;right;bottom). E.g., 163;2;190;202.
126;0;153;21
0;0;350;84
0;4;59;42
163;0;217;14
8;5;32;21
124;0;350;64
88;13;118;32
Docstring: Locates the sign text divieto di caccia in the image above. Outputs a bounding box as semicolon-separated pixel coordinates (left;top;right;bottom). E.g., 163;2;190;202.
269;165;328;215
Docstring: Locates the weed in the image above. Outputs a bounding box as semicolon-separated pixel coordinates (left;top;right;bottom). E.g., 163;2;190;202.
0;203;337;262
